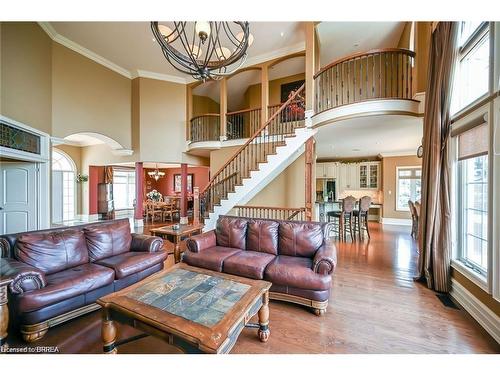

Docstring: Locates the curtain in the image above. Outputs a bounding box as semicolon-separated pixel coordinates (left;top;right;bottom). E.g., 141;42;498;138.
416;22;459;293
104;166;113;184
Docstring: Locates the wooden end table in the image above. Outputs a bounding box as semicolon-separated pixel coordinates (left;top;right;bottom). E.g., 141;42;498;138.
150;223;204;264
0;276;13;350
97;263;271;354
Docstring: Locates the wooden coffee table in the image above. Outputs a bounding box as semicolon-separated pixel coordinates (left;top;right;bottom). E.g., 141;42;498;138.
150;223;204;263
97;263;272;354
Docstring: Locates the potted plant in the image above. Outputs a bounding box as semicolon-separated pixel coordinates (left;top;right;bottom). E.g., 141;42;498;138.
76;173;89;183
146;189;162;202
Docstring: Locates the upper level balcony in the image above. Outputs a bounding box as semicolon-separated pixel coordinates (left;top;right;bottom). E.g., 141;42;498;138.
312;48;422;127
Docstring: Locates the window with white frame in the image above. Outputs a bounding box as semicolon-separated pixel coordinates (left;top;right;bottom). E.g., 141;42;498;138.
451;22;490;115
112;169;135;210
52;149;76;222
396;167;422;211
455;123;489;276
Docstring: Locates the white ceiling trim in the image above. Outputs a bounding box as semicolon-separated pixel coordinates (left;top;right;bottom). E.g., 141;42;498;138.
378;151;417;158
38;23;305;85
133;69;188;84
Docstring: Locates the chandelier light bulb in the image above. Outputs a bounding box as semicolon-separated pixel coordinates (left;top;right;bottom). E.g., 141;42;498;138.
237;32;254;46
195;21;211;42
158;24;173;41
215;47;231;60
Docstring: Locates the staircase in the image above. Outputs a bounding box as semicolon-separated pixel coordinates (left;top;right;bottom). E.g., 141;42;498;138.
201;85;316;230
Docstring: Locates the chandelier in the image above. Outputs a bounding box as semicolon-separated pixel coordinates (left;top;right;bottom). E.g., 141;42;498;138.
148;164;165;181
151;22;253;81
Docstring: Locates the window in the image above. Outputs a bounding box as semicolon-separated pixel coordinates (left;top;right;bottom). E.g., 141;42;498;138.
396;167;422;211
456;123;489;276
113;169;135;210
52;149;76;222
451;22;490;114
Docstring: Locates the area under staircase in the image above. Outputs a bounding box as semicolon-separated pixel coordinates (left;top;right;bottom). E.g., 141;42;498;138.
201;84;316;230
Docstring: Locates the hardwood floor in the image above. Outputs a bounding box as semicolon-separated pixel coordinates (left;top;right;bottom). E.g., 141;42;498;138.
6;223;500;353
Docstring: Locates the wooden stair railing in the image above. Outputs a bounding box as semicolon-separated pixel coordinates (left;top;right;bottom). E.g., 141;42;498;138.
189;114;220;142
314;48;416;114
201;84;306;217
234;206;306;221
226;107;262;140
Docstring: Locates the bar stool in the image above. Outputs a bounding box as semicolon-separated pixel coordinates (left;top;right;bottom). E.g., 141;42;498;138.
327;195;356;241
353;196;372;239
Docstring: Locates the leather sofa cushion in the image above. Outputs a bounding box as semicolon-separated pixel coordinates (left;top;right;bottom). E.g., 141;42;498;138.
278;221;324;258
223;251;275;279
183;246;241;272
95;251;168;279
84;220;132;261
270;284;330;303
15;229;89;275
216;216;248;250
264;255;331;290
15;263;114;312
246;219;279;255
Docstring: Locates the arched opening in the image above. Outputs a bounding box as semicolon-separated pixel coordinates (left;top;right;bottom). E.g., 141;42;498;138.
268;54;305;115
52;148;77;223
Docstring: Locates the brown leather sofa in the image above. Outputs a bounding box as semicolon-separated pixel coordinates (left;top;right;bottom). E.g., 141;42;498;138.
184;216;336;315
0;219;166;342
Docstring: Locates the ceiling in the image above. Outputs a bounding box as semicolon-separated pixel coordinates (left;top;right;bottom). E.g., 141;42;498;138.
64;133;105;146
315;115;423;159
316;22;406;66
49;22;306;81
193;55;305;109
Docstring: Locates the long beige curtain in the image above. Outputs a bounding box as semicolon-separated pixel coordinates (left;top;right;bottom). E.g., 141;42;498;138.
416;22;459;293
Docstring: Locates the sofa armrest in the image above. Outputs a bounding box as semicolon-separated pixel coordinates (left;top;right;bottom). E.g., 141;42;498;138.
312;240;337;275
0;258;47;294
131;234;164;253
186;230;216;253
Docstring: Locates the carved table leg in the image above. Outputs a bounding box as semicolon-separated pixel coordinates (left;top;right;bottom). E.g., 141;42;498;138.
102;310;117;354
173;235;181;264
0;284;9;350
257;291;270;342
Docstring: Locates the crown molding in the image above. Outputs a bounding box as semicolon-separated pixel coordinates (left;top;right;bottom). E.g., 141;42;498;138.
378;151;417;158
133;70;188;84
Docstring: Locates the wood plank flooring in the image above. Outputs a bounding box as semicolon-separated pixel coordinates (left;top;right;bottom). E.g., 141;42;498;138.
6;223;500;353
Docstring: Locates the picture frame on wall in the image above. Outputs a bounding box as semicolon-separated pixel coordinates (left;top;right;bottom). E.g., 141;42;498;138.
174;174;193;193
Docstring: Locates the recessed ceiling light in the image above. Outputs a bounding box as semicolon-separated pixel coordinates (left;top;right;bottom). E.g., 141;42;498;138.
352;148;361;152
280;32;284;37
354;43;359;47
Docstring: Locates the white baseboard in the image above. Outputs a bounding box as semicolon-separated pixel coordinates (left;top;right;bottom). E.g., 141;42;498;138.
380;217;412;226
450;278;500;344
134;218;144;227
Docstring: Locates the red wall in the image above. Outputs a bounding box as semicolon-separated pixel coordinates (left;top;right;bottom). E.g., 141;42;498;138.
144;166;210;197
89;166;104;215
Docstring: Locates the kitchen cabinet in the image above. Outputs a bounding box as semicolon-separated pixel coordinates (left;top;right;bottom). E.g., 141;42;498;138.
359;162;380;189
316;162;337;178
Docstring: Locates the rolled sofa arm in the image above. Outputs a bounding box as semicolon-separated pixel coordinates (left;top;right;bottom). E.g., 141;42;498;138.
186;230;216;253
0;258;47;294
312;240;337;275
131;234;164;253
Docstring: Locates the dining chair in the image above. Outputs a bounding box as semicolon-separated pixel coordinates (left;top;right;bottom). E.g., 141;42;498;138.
353;196;372;239
413;201;421;239
146;200;163;224
408;200;418;239
327;195;356;241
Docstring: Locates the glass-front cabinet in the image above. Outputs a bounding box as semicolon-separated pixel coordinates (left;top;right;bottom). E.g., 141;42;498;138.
359;162;379;189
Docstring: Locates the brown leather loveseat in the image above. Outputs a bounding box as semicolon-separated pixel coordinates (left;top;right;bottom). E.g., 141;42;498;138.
184;216;336;315
0;219;166;342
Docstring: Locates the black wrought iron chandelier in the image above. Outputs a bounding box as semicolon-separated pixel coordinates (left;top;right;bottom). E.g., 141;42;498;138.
151;22;252;81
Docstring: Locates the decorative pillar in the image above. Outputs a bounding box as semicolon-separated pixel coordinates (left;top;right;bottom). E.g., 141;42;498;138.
305;22;316;113
134;162;144;227
220;78;227;140
261;64;269;124
193;186;200;225
180;163;189;224
305;137;315;221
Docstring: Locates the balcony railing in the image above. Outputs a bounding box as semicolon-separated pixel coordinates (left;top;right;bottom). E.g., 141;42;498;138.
314;48;416;114
190;114;220;142
234;205;306;221
226;107;261;140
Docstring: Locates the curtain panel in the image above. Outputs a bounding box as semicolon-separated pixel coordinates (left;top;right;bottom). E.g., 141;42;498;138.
416;22;459;292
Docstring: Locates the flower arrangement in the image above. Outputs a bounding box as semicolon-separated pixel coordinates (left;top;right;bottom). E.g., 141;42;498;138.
76;173;89;183
146;189;162;201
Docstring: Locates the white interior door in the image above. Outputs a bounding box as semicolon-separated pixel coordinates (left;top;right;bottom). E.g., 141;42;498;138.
0;162;38;234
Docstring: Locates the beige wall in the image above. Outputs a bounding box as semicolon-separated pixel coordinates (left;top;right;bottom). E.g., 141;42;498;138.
397;22;412;49
192;95;220;117
382;155;422;220
244;72;306;108
1;22;52;134
51;43;132;148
